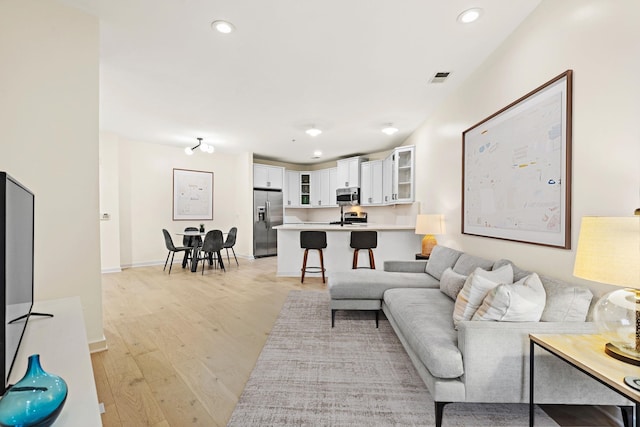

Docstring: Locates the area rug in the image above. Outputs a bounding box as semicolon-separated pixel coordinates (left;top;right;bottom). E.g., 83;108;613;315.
228;290;559;426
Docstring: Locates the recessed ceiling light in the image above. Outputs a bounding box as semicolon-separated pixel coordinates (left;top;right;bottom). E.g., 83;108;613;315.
211;20;235;34
306;127;322;137
457;8;483;24
313;150;322;158
382;125;399;135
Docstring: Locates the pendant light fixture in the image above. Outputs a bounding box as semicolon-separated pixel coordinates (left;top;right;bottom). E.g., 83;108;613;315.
382;124;399;135
184;137;214;155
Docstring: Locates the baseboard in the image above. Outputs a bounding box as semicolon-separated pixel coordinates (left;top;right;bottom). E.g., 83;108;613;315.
89;335;108;353
101;267;122;274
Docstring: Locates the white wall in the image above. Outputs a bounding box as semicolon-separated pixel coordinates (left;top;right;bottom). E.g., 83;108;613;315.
99;133;122;272
0;1;103;345
100;134;254;267
408;0;640;284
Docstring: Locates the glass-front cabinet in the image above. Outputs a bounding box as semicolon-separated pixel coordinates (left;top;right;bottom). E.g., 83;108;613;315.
394;146;414;203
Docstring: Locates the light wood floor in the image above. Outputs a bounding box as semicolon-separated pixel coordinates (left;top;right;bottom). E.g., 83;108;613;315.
92;256;325;426
92;256;624;427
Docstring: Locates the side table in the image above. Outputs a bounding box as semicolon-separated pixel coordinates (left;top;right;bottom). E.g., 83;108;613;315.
415;253;429;260
529;333;639;427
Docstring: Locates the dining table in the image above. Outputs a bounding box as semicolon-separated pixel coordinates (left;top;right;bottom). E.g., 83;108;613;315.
175;230;226;272
175;230;206;272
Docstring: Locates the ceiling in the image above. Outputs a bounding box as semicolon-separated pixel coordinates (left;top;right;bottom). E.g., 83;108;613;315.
60;0;541;165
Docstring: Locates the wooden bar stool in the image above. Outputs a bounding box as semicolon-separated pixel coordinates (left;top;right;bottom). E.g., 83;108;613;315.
350;231;377;269
300;231;327;283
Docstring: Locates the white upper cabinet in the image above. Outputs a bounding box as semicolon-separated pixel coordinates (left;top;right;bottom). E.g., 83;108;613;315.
382;154;393;204
391;145;415;203
311;168;337;207
284;170;300;207
360;160;383;205
336;156;365;188
253;164;284;189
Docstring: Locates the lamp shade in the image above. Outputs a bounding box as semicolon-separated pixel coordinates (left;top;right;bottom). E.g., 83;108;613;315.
415;214;445;235
573;216;640;289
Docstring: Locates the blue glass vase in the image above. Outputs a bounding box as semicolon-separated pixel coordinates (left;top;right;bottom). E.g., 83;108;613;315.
0;354;67;427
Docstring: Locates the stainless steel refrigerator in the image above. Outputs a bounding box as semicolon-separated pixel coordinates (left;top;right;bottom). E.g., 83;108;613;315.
253;189;283;257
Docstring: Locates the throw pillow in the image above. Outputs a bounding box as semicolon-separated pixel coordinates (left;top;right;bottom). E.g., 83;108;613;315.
439;268;468;301
539;275;593;322
472;273;546;322
453;264;514;327
424;246;463;280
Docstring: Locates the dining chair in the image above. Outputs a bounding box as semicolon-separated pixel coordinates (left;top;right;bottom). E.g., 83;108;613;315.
223;227;239;267
162;229;191;274
198;230;225;274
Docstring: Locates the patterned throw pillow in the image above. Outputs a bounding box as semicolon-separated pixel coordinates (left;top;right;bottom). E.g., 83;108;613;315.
439;268;468;301
472;273;546;322
453;264;514;328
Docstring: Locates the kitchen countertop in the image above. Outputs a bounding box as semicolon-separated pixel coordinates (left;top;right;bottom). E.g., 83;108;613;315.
274;223;416;231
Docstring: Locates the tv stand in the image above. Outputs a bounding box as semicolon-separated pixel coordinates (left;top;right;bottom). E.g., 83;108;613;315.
8;312;54;324
9;297;101;425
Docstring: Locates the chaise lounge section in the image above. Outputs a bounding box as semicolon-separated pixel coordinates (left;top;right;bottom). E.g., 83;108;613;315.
328;245;633;427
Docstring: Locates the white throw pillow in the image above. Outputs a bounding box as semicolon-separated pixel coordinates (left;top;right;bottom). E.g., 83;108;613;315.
453;264;514;327
439;268;468;301
472;273;547;322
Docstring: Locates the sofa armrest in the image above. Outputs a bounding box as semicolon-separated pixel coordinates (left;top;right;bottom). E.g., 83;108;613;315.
383;260;427;273
457;321;599;403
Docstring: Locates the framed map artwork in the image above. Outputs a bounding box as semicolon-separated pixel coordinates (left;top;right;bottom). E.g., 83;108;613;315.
173;168;214;221
462;70;573;249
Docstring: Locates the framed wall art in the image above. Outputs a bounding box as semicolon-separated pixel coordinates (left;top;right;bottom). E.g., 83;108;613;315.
173;168;213;221
462;70;573;248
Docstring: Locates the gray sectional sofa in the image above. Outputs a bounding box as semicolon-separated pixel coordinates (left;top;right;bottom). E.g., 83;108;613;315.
328;245;632;427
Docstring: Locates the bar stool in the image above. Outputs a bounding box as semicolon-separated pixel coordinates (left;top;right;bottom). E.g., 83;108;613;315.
300;231;327;283
350;231;377;269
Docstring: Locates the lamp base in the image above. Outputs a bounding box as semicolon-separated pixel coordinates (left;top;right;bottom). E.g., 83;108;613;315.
604;342;640;366
421;235;437;257
624;376;640;391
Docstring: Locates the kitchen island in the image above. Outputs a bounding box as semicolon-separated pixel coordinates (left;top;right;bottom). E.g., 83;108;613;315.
274;223;421;278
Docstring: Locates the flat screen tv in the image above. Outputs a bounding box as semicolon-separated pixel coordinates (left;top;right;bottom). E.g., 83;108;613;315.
0;172;35;395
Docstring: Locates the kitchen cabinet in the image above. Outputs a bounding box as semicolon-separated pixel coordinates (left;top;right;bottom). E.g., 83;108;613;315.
336;156;365;188
360;160;383;205
284;170;300;207
393;145;415;203
311;168;337;207
382;145;415;204
253;164;284;189
300;172;311;206
383;154;393;204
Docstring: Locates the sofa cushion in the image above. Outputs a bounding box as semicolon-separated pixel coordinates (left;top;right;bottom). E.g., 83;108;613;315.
492;260;593;322
453;264;514;327
328;269;439;300
439;268;467;300
492;259;532;281
424;245;463;280
453;253;494;276
539;274;593;322
472;273;546;322
384;288;463;379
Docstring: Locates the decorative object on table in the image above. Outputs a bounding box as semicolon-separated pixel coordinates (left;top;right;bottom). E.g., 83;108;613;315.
0;354;68;427
199;224;205;233
172;168;214;221
415;214;445;257
462;70;573;249
573;216;640;369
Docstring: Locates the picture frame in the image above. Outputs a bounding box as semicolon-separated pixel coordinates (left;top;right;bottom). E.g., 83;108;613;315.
462;70;573;249
172;168;214;221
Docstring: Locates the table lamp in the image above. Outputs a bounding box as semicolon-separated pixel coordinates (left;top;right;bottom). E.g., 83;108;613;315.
573;216;640;371
415;214;445;257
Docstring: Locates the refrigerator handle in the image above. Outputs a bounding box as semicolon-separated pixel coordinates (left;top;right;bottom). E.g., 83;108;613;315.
266;200;271;229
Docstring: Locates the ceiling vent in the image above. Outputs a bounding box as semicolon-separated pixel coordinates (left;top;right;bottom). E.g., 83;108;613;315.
430;72;451;84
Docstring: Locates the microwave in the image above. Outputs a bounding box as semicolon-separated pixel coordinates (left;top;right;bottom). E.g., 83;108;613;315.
336;187;360;206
